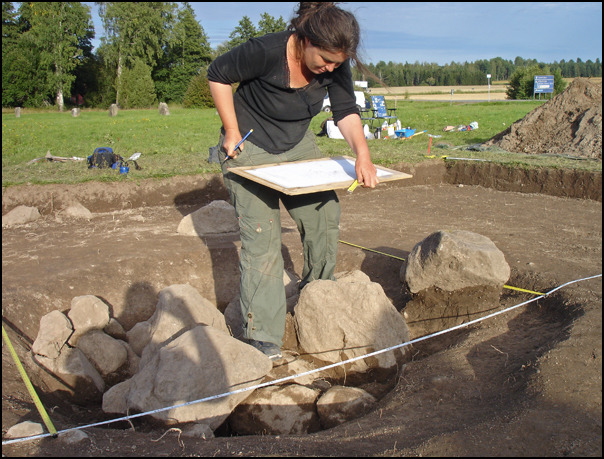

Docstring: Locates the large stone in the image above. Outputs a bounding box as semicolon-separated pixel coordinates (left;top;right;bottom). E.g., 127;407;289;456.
127;320;152;356
117;339;140;377
104;318;127;341
76;329;127;376
158;102;170;115
62;201;92;220
122;325;272;428
294;270;410;374
177;200;239;236
5;421;44;439
68;295;111;345
2;205;40;227
264;351;318;386
316;386;377;429
403;230;510;293
135;284;228;361
102;379;132;414
229;384;321;435
34;347;104;403
31;310;73;359
402;230;511;341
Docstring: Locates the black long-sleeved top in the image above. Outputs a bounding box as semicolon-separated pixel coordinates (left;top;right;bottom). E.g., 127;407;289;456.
207;31;359;154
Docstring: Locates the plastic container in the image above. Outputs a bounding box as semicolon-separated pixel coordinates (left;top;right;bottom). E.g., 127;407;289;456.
119;165;129;174
395;128;416;138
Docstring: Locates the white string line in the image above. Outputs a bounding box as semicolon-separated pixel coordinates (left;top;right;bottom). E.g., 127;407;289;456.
3;273;601;446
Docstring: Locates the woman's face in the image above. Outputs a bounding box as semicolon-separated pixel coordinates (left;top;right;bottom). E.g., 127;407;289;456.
302;38;347;74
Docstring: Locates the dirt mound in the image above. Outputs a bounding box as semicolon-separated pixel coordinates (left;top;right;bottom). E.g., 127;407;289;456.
485;78;602;159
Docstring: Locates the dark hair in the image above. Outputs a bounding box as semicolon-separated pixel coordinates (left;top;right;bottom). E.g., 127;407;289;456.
288;2;360;61
289;2;385;88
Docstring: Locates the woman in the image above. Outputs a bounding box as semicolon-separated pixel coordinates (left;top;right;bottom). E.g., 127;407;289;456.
207;2;378;360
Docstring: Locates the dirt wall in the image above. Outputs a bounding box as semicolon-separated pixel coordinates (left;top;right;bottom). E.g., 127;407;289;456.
2;160;601;219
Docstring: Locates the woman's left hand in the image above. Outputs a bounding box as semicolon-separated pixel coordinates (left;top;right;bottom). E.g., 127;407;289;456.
336;113;379;188
355;155;378;188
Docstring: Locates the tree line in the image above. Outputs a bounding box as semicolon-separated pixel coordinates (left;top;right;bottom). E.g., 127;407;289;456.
2;2;286;109
2;2;601;110
360;56;601;88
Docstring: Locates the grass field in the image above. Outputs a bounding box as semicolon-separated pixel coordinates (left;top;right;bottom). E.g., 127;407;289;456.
2;98;601;187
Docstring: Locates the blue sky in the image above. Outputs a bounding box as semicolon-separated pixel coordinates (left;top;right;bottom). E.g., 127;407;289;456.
86;2;602;65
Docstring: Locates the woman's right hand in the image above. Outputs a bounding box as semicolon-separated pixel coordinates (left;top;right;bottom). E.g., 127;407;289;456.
209;81;243;160
223;128;243;159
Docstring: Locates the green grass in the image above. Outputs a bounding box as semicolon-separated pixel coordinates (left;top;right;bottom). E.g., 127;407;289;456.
2;107;224;185
2;101;600;187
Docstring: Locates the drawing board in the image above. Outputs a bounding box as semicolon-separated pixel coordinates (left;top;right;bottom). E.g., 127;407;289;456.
228;156;412;195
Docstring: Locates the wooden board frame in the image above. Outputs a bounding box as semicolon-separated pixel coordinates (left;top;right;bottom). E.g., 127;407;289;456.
228;155;412;195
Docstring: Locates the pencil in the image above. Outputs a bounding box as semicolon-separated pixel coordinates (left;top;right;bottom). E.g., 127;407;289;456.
225;129;253;161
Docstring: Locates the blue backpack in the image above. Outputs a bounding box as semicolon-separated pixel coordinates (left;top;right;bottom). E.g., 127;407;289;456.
87;147;122;169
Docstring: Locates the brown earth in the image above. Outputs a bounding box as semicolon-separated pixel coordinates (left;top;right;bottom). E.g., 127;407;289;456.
2;79;602;457
484;78;602;159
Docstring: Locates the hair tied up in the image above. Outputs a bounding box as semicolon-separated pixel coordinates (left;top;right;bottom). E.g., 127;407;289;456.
289;2;360;59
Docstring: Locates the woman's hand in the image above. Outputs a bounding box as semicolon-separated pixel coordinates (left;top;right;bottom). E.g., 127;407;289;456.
223;128;243;159
336;113;379;188
209;81;244;159
354;154;378;188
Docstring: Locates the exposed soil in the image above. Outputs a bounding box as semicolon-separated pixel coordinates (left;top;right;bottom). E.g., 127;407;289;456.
2;78;602;457
2;163;602;456
484;78;602;159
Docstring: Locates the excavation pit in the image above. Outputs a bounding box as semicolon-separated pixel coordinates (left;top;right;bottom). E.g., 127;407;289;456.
3;270;586;441
3;162;601;456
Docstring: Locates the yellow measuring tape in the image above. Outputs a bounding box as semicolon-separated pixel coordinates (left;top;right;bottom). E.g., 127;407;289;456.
339;240;406;261
500;284;545;295
338;240;544;296
2;325;58;437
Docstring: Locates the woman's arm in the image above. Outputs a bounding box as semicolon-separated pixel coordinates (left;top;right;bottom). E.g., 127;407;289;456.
208;81;244;158
336;113;379;188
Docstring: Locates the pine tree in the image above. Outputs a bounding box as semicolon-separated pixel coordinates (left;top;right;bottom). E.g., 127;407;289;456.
182;71;214;109
257;13;286;35
154;2;212;103
119;59;157;108
227;16;257;49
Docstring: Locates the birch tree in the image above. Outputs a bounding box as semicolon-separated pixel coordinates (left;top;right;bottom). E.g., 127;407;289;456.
17;2;93;110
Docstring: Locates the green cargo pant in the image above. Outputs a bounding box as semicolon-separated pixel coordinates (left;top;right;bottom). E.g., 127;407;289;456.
218;129;341;346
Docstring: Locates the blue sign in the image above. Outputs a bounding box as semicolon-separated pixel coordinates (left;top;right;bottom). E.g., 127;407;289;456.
534;75;554;93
